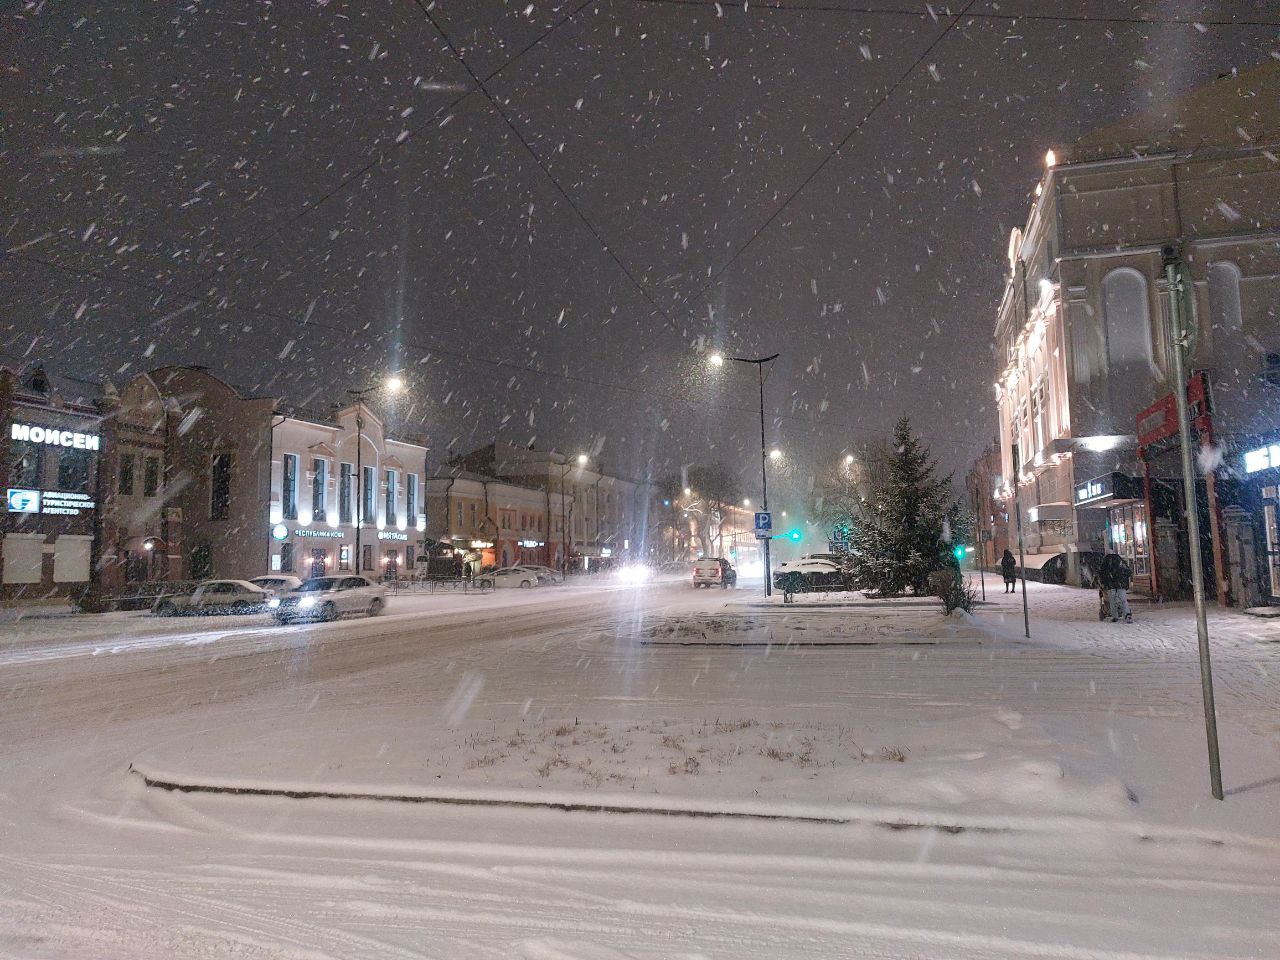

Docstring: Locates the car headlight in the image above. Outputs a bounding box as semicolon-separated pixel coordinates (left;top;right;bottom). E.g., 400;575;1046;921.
267;597;281;609
298;596;316;609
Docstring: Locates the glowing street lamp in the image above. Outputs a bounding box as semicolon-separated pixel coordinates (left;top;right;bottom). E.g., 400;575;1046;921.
386;374;404;393
708;352;725;367
769;448;782;460
577;453;589;466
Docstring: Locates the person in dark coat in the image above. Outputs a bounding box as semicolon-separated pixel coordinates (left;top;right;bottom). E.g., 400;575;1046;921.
1000;549;1018;593
1099;552;1133;622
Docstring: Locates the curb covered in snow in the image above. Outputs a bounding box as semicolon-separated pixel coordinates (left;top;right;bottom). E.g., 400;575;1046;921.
127;763;1004;833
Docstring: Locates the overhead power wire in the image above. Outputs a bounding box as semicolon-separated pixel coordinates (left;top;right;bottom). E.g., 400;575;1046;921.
629;0;1280;27
677;0;976;312
8;250;983;451
407;0;681;332
173;0;596;300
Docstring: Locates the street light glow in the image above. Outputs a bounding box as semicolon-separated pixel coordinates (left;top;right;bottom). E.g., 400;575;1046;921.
683;486;692;496
844;454;855;464
742;498;750;507
386;375;404;393
576;453;588;465
708;352;724;367
769;448;782;460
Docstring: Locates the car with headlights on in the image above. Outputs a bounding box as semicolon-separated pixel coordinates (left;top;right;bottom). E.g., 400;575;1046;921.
271;575;387;623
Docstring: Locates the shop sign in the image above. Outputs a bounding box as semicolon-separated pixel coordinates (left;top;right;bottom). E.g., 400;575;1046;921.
6;488;95;516
1073;473;1139;507
1136;371;1212;451
10;422;101;451
518;538;544;548
296;527;343;539
1243;443;1280;475
378;530;408;541
1075;478;1105;504
271;523;289;541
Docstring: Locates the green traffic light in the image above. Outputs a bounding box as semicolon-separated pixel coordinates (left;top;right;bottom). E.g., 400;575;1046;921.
788;529;802;542
952;545;965;561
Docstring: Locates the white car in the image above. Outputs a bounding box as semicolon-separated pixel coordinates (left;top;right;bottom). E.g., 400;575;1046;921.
516;564;563;584
271;575;387;623
153;579;273;616
250;575;303;593
479;566;542;589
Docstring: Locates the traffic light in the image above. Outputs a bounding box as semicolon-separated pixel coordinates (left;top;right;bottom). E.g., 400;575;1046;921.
952;544;965;562
787;528;802;542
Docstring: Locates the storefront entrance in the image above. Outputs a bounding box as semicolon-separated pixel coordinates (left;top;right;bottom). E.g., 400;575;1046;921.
1263;485;1280;602
310;549;327;578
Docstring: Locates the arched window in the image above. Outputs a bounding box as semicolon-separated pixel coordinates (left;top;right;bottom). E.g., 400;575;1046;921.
1208;262;1243;332
1102;268;1155;375
1208;261;1246;381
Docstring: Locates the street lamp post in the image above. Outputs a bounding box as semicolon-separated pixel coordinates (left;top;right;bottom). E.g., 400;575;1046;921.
559;453;588;575
347;375;403;577
717;352;780;598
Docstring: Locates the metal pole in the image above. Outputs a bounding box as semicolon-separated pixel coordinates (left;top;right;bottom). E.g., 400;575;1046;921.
1011;443;1030;639
759;361;772;598
355;410;363;574
974;485;986;601
1165;255;1224;800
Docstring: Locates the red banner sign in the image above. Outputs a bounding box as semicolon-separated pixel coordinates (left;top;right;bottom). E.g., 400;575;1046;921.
1136;371;1212;451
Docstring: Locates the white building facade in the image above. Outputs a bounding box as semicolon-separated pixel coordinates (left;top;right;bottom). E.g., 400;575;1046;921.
994;65;1280;601
269;404;427;579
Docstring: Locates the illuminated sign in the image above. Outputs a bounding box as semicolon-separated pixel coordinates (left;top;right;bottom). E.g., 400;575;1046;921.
10;422;100;450
6;489;95;516
1075;480;1104;503
518;538;544;548
1244;443;1280;475
271;523;289;541
296;528;343;539
7;489;39;513
378;530;408;541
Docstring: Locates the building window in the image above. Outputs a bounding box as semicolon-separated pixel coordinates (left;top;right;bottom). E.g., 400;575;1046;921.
210;454;233;520
143;456;160;497
385;469;398;526
1102;267;1155;373
280;541;295;573
406;545;416;570
312;458;327;522
471;503;479;528
339;463;353;525
1031;378;1047;453
339;545;351;571
456;501;463;528
361;544;373;572
9;442;42;488
57;449;93;493
406;474;418;523
361;466;375;525
118;453;136;495
282;453;299;520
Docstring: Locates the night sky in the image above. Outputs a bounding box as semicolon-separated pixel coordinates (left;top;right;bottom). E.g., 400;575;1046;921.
4;1;1278;509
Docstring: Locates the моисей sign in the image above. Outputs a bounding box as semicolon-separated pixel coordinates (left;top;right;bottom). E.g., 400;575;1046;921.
11;422;101;450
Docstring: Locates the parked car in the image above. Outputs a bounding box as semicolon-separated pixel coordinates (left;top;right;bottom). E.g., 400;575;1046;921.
692;557;737;589
516;564;563;584
772;556;846;592
250;575;303;593
270;575;387;623
153;579;274;616
478;566;542;589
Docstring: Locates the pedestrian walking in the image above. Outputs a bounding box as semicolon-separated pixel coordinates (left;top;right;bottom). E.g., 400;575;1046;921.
1099;551;1133;622
1000;548;1018;593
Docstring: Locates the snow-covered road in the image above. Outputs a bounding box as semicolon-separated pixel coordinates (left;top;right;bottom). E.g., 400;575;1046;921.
2;580;1278;958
